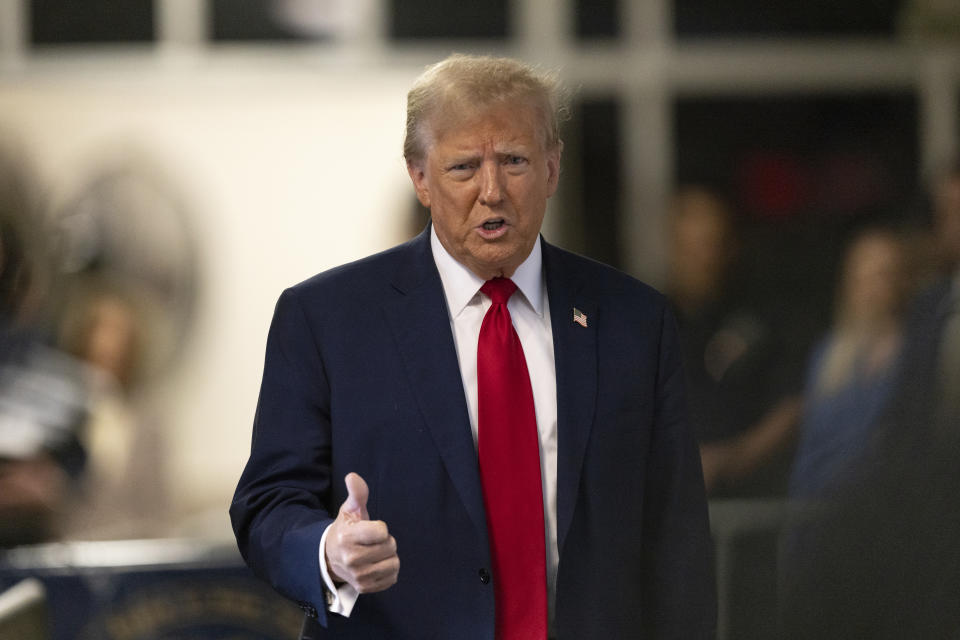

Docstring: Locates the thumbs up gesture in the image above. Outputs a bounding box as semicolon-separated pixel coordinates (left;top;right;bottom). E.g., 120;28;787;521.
325;473;400;593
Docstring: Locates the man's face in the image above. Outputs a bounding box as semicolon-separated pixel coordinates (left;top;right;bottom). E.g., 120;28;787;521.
407;101;561;280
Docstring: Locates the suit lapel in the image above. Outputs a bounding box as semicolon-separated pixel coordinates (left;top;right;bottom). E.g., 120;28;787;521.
543;241;598;555
380;232;599;555
381;228;489;541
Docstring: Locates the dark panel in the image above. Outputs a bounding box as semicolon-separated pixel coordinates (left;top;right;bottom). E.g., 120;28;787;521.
0;541;301;640
30;0;154;44
211;0;319;42
729;530;781;640
389;0;509;39
675;93;918;222
575;0;621;39
572;97;623;268
675;0;902;39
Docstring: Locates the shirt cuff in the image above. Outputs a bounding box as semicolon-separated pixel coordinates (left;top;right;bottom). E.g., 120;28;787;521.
319;523;359;617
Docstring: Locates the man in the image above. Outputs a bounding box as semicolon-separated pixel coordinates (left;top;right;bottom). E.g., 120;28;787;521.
231;54;715;639
665;187;802;497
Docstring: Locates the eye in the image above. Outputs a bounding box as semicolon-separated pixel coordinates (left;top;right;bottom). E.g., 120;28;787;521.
447;161;477;172
504;155;528;166
444;162;478;180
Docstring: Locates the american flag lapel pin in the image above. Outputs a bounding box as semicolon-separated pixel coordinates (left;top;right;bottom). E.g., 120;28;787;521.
572;307;588;328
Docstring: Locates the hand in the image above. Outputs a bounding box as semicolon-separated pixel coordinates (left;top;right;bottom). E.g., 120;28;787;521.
325;472;400;593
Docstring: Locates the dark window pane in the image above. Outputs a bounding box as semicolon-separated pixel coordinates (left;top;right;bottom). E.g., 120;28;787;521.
31;0;154;44
675;0;902;39
559;97;622;268
675;93;918;220
211;0;326;42
389;0;509;39
575;0;620;39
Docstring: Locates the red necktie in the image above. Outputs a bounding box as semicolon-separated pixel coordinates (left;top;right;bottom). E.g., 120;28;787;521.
477;277;548;640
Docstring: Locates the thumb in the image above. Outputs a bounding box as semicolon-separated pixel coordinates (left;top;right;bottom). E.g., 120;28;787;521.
341;472;370;521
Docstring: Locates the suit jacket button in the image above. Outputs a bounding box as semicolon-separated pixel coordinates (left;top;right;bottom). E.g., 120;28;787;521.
478;568;491;584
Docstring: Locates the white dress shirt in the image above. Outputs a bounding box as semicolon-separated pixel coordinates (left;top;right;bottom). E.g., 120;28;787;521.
319;228;560;624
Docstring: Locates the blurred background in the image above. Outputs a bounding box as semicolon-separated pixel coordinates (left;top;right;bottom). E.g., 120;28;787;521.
1;0;959;638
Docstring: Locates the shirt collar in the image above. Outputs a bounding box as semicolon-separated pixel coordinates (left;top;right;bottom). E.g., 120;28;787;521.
430;225;544;318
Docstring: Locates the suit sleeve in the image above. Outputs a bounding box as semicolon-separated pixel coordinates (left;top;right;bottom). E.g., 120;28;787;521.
641;303;717;638
230;287;334;626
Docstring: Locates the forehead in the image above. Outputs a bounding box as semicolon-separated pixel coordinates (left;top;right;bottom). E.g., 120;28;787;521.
426;100;545;152
675;204;729;240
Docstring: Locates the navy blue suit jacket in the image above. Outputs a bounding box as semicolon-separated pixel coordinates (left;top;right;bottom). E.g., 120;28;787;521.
230;228;715;639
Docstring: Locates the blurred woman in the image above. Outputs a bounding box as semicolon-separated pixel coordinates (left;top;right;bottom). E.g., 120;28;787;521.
788;228;910;499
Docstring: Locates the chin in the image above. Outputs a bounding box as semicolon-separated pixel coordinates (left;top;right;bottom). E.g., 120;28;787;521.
477;245;516;263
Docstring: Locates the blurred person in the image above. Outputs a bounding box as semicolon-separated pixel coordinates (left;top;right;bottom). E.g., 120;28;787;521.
667;186;802;497
929;160;960;423
44;160;197;540
779;161;960;639
232;54;715;639
55;277;169;540
875;159;960;451
62;287;140;390
0;141;88;547
788;229;910;499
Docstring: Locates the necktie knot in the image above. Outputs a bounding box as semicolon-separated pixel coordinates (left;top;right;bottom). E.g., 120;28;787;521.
481;278;517;305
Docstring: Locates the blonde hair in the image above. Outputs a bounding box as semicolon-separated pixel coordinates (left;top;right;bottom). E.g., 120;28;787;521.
403;53;567;163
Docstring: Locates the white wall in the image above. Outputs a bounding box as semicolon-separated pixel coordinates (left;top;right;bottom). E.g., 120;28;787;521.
0;61;420;534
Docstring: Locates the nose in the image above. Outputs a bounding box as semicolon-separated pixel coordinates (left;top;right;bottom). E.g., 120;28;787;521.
478;161;504;207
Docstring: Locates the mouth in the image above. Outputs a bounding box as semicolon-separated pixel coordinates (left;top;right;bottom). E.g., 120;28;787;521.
476;218;509;240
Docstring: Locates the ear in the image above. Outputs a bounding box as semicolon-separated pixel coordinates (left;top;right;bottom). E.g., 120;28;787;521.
545;141;563;198
406;159;432;209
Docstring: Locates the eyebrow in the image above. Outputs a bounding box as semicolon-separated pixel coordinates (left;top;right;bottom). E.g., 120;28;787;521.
444;146;530;162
